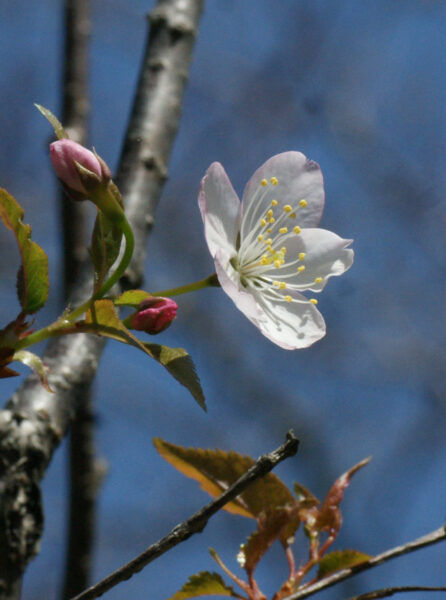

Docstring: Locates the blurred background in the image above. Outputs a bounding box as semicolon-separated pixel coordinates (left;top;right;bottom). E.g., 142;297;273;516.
1;1;446;598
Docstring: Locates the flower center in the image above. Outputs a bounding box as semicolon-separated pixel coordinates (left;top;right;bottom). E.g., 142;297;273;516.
235;176;319;305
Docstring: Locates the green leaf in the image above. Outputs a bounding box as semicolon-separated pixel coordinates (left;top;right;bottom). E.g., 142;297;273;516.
240;505;300;576
12;350;53;392
0;188;49;314
79;300;205;409
114;289;152;307
152;439;294;519
34;104;69;139
166;572;237;600
90;211;123;291
317;549;371;578
144;343;204;410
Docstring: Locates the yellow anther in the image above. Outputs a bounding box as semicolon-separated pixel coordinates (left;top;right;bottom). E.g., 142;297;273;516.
314;277;323;283
270;177;278;185
298;252;306;261
260;256;268;265
284;295;292;302
266;209;273;218
279;227;288;234
259;218;267;227
274;260;282;268
268;247;275;254
293;226;301;234
264;238;272;245
270;199;278;206
266;228;272;233
273;280;280;287
309;298;318;305
257;234;263;242
280;247;286;254
279;282;286;290
297;265;306;272
283;205;292;213
299;199;307;208
269;218;275;224
289;212;296;219
260;178;268;187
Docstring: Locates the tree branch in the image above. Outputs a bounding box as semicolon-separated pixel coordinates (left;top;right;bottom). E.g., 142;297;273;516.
70;432;299;600
0;1;203;597
57;2;101;597
347;586;446;599
284;525;446;600
61;0;90;292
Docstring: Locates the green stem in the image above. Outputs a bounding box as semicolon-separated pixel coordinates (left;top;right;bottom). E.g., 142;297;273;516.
67;215;134;321
14;216;135;351
149;273;219;297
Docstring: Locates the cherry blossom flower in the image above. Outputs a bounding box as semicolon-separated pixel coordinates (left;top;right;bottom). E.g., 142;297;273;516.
198;152;353;349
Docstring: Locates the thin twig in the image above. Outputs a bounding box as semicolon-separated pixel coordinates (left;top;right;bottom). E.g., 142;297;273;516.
57;2;99;598
61;0;90;293
70;432;299;600
283;525;446;600
0;1;203;597
347;586;446;599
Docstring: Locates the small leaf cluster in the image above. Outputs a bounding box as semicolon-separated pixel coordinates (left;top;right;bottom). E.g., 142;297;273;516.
0;106;205;409
154;439;371;600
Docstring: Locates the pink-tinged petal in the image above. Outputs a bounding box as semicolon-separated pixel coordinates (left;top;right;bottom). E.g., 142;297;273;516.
214;249;262;321
215;250;325;349
267;229;354;291
241;152;324;229
198;162;241;258
50;139;102;194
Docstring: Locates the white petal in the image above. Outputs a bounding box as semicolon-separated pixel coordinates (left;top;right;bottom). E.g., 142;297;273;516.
248;290;326;349
266;228;354;292
198;162;241;258
215;249;325;349
241;152;325;233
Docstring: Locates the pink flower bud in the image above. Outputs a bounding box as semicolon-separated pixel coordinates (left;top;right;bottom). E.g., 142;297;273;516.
49;139;103;194
130;297;177;334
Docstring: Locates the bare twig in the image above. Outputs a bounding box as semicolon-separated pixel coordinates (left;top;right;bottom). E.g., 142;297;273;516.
56;2;100;598
347;586;446;599
283;525;446;600
61;0;90;293
0;1;203;598
70;432;299;600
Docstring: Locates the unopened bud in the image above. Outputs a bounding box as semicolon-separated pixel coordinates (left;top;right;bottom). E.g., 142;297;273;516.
130;297;177;334
49;139;109;198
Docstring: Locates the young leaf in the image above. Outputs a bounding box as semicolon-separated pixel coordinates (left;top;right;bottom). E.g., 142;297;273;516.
145;344;205;410
0;188;49;314
90;211;123;291
153;439;294;518
317;549;371;578
79;300;205;409
114;289;152;307
293;482;319;506
240;505;300;576
316;457;370;536
12;350;53;392
34;104;69;139
166;571;238;600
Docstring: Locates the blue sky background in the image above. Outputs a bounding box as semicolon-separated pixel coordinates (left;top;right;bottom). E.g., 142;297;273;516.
1;1;446;599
